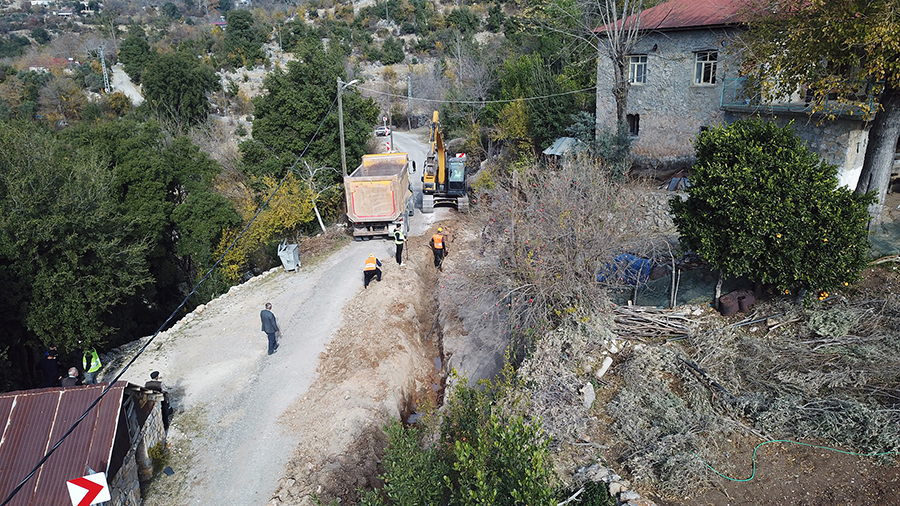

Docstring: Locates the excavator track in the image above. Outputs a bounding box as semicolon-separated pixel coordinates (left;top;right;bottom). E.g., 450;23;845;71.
456;196;469;213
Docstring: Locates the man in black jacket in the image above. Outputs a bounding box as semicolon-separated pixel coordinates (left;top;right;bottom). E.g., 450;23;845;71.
260;302;280;355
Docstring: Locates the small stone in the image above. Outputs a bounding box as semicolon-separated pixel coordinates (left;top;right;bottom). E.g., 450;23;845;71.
608;481;627;495
620;491;640;501
692;308;703;316
749;326;759;332
581;382;596;409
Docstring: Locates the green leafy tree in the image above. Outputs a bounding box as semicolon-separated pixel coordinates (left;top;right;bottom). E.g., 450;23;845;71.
64;119;239;326
241;35;378;180
486;2;505;32
0;121;151;353
224;9;264;68
161;1;180;18
31;27;51;44
118;27;154;84
741;0;900;225
381;36;405;65
142;51;219;127
218;0;234;14
670;119;874;295
446;6;480;34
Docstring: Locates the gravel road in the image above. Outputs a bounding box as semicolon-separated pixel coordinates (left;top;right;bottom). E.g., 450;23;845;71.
108;130;450;505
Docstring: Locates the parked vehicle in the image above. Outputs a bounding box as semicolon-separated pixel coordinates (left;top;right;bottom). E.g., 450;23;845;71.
374;125;391;136
344;153;415;239
422;111;468;213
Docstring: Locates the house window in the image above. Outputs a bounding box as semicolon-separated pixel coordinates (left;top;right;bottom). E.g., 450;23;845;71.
629;55;647;84
626;114;640;136
694;51;718;85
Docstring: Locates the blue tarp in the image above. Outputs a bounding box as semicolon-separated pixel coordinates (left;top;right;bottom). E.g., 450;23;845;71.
596;254;654;285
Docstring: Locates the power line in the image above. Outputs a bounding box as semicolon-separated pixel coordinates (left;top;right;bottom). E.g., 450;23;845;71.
356;85;597;104
0;95;341;506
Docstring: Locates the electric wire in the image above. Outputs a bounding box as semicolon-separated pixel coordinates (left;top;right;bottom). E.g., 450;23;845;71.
695;439;900;483
356;84;597;104
0;95;341;506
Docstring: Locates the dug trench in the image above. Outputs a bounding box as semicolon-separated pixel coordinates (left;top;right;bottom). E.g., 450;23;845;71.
269;231;452;506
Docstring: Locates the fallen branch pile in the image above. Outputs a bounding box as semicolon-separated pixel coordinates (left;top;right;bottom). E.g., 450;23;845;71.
610;305;692;341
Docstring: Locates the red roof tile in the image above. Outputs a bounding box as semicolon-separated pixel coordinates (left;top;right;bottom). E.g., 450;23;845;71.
598;0;752;33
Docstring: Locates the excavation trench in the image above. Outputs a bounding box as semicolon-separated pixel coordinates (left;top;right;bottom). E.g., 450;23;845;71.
263;234;453;506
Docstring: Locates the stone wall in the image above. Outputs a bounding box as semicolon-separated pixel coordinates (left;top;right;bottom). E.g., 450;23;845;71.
108;397;166;506
597;28;868;180
596;28;740;171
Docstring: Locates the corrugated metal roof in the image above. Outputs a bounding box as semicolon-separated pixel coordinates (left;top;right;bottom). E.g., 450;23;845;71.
543;137;588;157
0;382;126;506
599;0;750;33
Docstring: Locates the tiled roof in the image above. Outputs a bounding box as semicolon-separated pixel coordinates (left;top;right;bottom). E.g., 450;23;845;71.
599;0;750;32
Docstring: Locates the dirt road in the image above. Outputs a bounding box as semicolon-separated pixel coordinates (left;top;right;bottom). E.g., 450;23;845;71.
110;63;143;106
107;131;463;505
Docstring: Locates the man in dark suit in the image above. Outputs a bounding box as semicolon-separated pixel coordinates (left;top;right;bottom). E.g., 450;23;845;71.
260;302;279;355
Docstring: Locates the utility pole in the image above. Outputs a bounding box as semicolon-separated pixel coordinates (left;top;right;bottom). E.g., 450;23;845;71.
407;74;411;130
337;78;359;178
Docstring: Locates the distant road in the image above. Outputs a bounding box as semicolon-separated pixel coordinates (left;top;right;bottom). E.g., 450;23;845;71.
110;63;144;106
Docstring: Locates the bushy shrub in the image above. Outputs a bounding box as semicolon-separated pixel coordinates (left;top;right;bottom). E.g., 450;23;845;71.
671;119;874;295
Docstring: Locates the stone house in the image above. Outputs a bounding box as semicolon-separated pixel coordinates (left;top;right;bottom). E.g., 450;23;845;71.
0;382;167;506
595;0;876;187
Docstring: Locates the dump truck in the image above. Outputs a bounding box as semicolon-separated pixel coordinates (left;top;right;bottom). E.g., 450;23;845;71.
422;111;468;213
344;152;415;239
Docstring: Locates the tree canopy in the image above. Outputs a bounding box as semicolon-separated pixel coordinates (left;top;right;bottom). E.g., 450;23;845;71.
224;9;265;69
742;0;900;223
142;51;220;126
241;35;378;179
671;119;874;296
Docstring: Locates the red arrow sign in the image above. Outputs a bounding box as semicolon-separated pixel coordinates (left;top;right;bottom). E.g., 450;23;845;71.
66;473;110;506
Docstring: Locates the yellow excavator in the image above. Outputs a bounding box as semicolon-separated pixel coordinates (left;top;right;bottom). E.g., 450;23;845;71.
422;111;468;213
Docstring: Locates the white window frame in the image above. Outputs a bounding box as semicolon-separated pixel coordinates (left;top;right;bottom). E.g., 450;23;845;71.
694;51;718;85
628;55;647;84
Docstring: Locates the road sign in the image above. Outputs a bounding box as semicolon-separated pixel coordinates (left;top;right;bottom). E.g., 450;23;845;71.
382;116;387;123
67;472;110;506
385;142;391;153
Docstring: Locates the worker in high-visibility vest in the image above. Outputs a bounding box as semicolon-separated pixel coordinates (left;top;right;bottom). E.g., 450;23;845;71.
393;226;406;266
431;227;447;271
83;348;101;385
363;254;382;288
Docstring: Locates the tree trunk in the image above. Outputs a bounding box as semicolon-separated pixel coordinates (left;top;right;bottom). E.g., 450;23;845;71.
613;56;630;126
855;85;900;227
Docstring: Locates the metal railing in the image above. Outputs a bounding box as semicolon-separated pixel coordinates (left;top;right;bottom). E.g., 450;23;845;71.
720;78;874;119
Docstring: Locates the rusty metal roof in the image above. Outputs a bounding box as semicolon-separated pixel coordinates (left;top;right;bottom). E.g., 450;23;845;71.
0;382;126;506
599;0;750;33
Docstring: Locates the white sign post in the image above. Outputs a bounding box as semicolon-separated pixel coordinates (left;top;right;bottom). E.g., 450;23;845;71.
66;472;111;506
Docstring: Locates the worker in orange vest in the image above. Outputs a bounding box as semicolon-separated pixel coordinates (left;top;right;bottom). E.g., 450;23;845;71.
431;227;447;271
363;254;382;288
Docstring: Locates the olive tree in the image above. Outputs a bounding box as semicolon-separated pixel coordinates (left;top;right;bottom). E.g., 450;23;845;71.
670;119;874;295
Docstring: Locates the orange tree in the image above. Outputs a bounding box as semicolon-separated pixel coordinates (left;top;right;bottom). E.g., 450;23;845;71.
670;119;874;296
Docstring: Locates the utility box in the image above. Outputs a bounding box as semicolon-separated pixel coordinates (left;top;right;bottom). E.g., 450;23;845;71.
277;240;300;271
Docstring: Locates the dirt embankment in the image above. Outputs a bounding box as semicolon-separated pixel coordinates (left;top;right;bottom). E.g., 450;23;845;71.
270;231;447;506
